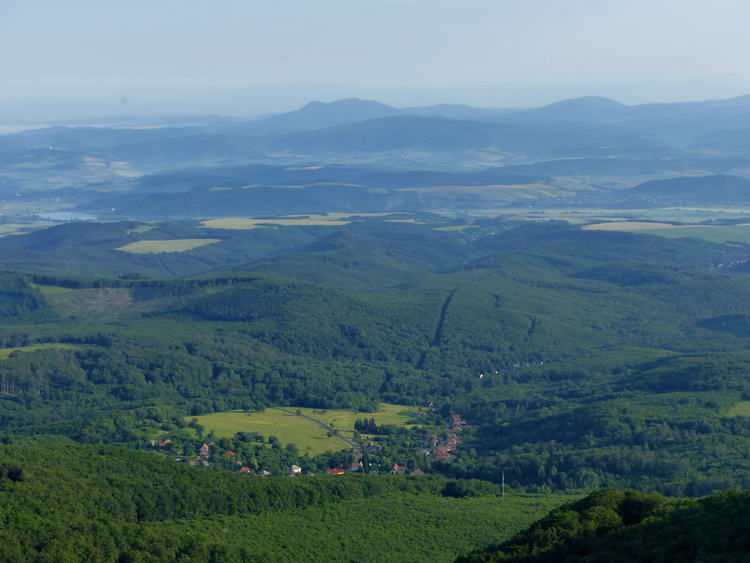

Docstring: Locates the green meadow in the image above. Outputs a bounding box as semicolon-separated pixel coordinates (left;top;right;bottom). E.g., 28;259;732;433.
189;403;422;454
188;409;348;455
0;343;81;359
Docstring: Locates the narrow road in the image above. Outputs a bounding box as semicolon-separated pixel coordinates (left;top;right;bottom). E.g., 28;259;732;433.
272;407;357;449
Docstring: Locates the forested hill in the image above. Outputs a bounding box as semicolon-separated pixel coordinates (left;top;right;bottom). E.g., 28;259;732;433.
3;218;750;497
460;488;750;562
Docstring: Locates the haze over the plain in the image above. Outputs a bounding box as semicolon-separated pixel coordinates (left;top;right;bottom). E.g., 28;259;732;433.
1;0;749;120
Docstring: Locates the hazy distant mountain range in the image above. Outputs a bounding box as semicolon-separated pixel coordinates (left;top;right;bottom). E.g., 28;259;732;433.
1;93;749;214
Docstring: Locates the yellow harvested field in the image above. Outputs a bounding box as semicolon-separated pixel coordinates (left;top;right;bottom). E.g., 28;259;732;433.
584;221;678;231
201;213;391;230
202;217;349;229
116;239;221;254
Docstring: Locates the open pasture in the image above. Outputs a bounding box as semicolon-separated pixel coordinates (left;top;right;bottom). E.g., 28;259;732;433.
187;409;348;456
188;403;422;454
295;402;422;438
116;238;221;253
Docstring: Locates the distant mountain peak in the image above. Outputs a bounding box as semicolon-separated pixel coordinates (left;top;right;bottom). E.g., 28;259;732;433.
544;96;625;109
298;98;396;112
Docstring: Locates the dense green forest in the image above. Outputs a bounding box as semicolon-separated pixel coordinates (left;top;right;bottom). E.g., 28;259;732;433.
0;443;565;562
3;219;750;491
4;217;750;558
461;487;750;562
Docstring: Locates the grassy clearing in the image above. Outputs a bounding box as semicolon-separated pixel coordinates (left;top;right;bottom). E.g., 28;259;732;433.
31;284;76;296
295;403;422;440
116;239;221;253
188;403;422;454
0;343;81;359
0;223;56;237
188;410;347;456
724;401;750;417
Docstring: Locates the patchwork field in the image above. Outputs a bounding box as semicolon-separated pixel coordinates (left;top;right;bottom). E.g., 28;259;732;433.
116;238;222;253
0;343;81;359
188;403;423;455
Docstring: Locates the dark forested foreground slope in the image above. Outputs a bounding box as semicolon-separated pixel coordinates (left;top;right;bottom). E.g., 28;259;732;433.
461;487;750;563
0;444;565;562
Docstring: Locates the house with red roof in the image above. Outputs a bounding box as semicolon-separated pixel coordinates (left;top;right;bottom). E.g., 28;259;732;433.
238;466;251;473
327;468;346;475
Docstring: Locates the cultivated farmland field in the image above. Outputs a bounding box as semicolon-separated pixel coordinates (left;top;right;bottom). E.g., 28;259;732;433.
116;238;222;253
188;403;422;454
188;409;348;455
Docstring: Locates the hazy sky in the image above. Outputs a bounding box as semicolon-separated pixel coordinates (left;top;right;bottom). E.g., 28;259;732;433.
2;0;749;116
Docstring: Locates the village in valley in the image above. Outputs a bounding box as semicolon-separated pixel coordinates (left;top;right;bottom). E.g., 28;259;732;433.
148;407;471;479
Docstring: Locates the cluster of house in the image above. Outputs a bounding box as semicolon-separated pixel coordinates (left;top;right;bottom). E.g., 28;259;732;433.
324;463;424;476
418;413;467;461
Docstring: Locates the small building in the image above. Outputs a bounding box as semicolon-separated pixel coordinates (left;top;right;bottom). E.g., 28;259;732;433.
238;466;252;473
410;468;425;476
349;462;363;472
225;450;235;456
327;468;346;475
290;464;302;475
391;464;407;474
199;443;209;458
